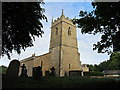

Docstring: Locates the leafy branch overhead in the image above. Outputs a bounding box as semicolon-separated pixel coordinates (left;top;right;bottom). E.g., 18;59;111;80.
74;2;120;54
2;2;47;59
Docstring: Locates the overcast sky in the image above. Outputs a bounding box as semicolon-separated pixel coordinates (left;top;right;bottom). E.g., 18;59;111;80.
0;2;110;67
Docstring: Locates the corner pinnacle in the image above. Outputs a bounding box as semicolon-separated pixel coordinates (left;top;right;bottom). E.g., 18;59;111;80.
62;9;64;16
52;16;53;23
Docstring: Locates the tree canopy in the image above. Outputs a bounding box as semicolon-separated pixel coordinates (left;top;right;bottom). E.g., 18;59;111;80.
98;52;120;71
88;52;120;72
2;2;47;59
0;65;7;74
74;2;120;54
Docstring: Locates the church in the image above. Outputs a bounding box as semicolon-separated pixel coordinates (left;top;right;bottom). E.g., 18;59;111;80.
20;10;89;77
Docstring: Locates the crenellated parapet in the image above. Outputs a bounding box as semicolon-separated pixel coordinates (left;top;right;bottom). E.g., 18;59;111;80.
52;9;76;27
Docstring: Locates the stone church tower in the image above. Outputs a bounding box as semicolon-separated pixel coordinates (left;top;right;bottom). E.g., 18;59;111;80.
20;10;88;77
49;10;82;76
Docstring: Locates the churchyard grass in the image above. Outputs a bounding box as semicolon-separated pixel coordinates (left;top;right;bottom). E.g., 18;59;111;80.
2;76;120;88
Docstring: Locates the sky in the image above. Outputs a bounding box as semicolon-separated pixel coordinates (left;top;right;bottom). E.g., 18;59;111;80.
0;2;110;67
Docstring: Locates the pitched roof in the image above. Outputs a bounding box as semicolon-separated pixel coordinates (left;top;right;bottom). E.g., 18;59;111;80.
102;70;120;75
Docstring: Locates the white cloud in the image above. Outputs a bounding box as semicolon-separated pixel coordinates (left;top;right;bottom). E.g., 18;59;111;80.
77;28;110;65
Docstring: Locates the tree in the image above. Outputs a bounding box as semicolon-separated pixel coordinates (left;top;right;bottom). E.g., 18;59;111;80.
97;61;109;71
110;52;120;69
74;2;120;54
88;52;120;72
0;65;7;74
95;52;120;72
88;64;97;72
2;2;47;59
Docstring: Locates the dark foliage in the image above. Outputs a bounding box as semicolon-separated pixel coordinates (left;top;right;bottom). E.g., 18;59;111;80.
0;65;7;74
83;71;104;76
75;2;120;54
2;2;47;59
88;52;120;72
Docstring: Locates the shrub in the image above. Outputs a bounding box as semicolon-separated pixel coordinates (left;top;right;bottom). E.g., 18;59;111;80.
84;71;104;76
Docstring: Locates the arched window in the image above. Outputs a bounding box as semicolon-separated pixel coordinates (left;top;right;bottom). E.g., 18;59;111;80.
56;27;58;35
68;27;71;35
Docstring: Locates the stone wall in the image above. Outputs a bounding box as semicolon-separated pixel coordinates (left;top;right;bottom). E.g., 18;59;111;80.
33;53;51;76
82;64;89;72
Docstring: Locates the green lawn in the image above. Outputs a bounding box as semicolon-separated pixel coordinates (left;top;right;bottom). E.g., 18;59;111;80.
2;76;120;88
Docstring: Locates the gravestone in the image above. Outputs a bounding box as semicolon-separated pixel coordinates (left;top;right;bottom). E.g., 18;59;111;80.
33;67;37;78
20;64;28;77
50;67;55;76
36;66;42;79
5;59;20;79
33;66;42;79
45;71;50;76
